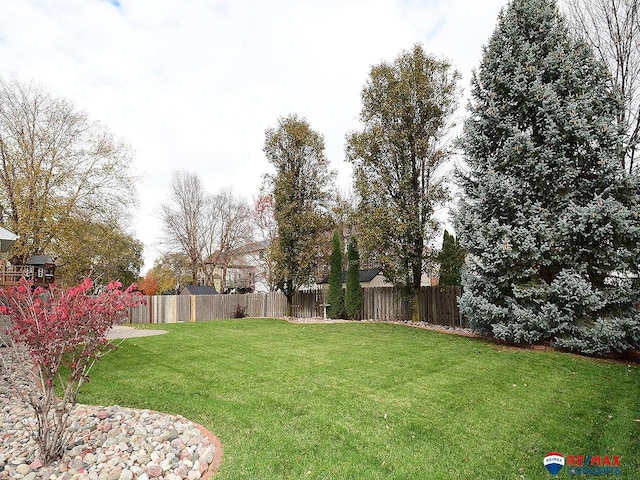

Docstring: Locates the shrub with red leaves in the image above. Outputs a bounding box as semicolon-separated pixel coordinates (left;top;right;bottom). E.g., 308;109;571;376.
0;277;144;464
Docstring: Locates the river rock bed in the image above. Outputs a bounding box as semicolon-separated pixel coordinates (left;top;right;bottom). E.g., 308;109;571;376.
0;348;217;480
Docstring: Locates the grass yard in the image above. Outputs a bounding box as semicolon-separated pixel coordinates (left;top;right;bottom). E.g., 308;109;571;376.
78;319;640;479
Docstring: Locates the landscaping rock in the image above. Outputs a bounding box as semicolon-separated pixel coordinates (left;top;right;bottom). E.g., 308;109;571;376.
0;347;218;479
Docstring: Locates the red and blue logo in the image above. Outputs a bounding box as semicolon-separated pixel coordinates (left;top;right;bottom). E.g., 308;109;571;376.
543;452;622;476
544;452;565;475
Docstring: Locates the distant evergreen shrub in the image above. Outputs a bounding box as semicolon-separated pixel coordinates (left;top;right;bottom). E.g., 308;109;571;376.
327;231;345;318
437;230;466;286
345;237;363;320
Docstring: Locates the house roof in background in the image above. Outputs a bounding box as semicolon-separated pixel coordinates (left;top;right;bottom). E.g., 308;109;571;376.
318;268;382;284
0;226;18;253
203;239;270;264
181;285;218;295
0;226;18;241
27;255;55;265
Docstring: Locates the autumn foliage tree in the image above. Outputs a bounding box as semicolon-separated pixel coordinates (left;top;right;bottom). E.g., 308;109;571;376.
0;278;143;464
138;271;160;296
0;78;139;272
148;253;192;294
54;218;143;286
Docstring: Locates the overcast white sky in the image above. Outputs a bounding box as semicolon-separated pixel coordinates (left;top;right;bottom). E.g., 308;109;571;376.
0;0;510;274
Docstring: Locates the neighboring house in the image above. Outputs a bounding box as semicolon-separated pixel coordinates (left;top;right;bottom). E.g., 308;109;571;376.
318;268;438;289
202;240;271;294
23;255;57;286
0;226;57;287
180;285;218;296
0;226;18;253
225;265;257;294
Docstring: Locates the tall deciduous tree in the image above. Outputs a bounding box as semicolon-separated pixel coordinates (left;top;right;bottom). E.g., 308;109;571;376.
0;77;138;267
346;44;460;321
345;237;363;320
54;218;143;286
327;230;345;318
252;193;278;291
264;114;334;313
455;0;640;354
160;171;207;284
437;230;465;286
564;0;640;173
202;187;254;292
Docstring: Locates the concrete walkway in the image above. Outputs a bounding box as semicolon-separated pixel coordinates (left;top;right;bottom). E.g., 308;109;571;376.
107;325;168;340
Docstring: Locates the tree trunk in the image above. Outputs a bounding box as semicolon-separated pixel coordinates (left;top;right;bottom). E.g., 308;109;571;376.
221;265;227;293
191;264;198;284
411;259;422;322
285;279;294;317
411;291;420;322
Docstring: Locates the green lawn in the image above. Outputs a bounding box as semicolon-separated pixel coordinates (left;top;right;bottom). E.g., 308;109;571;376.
78;319;640;479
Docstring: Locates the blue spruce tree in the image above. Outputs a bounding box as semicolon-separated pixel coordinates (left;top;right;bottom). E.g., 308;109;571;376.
455;0;640;354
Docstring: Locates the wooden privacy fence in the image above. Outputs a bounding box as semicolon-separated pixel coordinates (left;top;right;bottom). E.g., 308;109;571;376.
129;291;308;324
129;286;465;327
357;286;464;326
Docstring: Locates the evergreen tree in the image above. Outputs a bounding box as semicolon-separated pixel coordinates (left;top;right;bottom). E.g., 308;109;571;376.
455;0;640;354
345;237;363;320
437;230;465;286
327;230;345;318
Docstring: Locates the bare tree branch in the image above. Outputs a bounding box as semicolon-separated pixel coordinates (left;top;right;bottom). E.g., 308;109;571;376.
563;0;640;173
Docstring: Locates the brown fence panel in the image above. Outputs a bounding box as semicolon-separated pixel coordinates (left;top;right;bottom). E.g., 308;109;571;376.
351;286;462;324
128;296;150;324
291;289;326;318
370;287;410;322
265;291;287;318
417;286;464;327
192;294;238;321
131;287;464;326
154;295;177;324
224;294;249;319
176;296;191;322
246;293;265;317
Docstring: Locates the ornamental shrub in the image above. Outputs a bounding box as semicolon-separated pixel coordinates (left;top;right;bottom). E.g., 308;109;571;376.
0;278;144;464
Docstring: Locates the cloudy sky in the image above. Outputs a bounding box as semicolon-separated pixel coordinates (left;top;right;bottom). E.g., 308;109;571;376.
0;0;510;273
